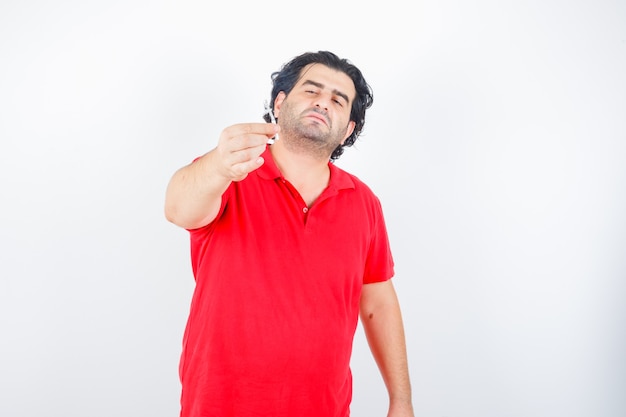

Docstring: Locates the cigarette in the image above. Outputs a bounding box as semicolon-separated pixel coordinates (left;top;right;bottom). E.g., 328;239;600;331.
264;100;279;144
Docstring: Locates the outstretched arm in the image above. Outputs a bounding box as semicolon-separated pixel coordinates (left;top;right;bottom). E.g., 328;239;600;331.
360;280;414;417
164;123;278;229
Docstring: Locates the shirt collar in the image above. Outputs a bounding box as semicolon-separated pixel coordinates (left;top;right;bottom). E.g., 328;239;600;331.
256;145;355;191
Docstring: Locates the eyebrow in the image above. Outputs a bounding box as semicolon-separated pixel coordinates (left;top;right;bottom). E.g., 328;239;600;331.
302;79;351;106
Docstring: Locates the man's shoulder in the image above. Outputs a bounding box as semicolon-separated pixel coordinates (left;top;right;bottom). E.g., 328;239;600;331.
331;163;377;196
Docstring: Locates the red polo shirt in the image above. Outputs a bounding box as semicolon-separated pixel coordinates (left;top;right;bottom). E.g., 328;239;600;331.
179;146;394;417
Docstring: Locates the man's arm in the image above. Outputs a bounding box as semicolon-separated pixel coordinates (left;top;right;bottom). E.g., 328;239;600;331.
164;123;278;229
360;280;414;417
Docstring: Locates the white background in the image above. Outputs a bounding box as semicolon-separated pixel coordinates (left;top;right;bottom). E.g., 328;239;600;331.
1;1;624;416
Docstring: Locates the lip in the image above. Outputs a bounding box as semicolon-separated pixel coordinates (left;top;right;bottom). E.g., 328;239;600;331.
305;110;329;126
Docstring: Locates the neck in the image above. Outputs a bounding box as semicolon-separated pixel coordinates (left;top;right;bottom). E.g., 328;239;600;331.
269;142;331;206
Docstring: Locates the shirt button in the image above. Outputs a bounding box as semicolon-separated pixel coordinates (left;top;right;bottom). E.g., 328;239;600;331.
302;207;308;213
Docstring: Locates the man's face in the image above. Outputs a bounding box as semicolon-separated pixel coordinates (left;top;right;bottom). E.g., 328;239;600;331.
275;64;356;157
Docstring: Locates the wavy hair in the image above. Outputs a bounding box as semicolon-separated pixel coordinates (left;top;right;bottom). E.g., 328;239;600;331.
264;51;374;161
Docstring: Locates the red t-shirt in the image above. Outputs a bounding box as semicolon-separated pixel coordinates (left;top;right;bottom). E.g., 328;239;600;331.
179;147;394;417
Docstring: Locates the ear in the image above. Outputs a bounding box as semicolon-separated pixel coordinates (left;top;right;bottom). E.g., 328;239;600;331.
274;92;287;119
341;121;356;145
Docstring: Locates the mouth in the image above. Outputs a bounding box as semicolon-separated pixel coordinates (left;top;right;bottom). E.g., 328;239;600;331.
305;109;329;126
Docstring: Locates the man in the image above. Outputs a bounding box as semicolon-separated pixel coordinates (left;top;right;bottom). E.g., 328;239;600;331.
165;51;413;417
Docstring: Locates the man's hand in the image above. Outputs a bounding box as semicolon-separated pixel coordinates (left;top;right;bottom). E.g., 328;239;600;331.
214;123;279;182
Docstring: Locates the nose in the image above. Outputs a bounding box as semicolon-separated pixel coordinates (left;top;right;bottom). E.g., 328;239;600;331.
313;92;332;112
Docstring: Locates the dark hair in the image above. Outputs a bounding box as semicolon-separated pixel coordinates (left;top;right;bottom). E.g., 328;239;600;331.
265;51;374;161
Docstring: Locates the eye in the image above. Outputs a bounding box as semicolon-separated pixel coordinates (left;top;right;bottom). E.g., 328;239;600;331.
333;98;344;107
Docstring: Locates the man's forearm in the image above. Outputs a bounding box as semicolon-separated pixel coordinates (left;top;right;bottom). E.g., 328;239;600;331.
360;280;414;416
164;150;230;230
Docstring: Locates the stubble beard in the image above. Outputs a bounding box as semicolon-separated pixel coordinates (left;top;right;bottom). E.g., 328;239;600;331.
280;106;344;160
